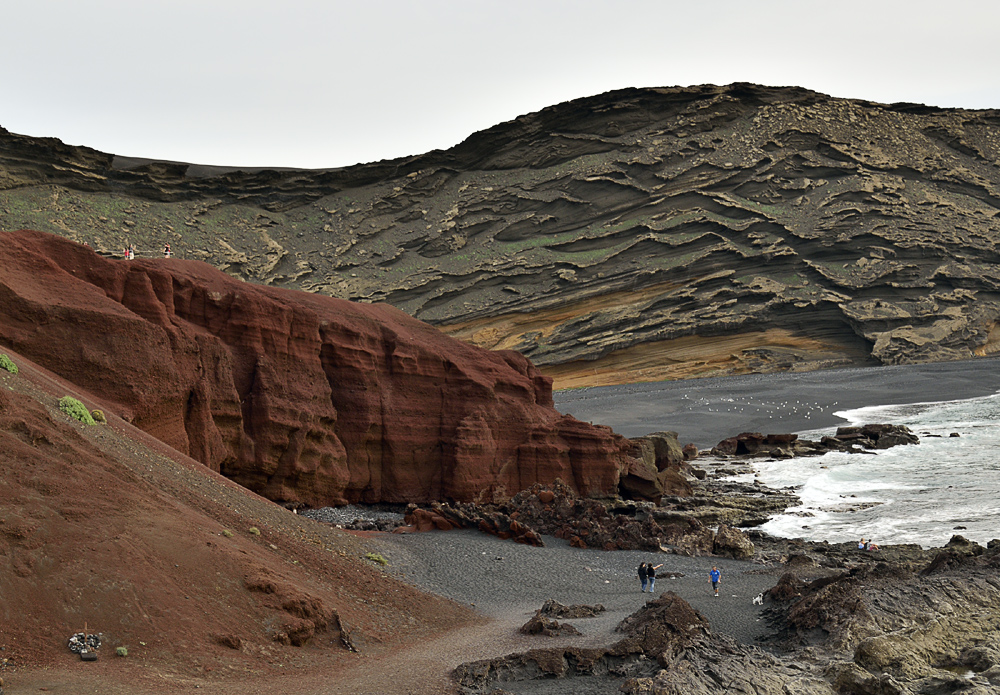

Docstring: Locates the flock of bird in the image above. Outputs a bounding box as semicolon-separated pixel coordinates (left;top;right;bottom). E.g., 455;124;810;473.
679;393;840;423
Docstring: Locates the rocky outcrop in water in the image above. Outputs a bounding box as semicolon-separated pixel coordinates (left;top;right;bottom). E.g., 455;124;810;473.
4;84;1000;387
711;423;919;457
0;230;632;506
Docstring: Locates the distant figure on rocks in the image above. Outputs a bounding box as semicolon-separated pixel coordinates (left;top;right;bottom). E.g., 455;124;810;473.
637;562;648;592
867;540;879;551
163;243;172;258
710;566;721;596
646;562;664;593
129;244;136;260
859;538;866;550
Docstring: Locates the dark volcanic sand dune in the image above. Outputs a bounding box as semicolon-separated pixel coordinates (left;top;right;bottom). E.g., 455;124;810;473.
555;357;1000;447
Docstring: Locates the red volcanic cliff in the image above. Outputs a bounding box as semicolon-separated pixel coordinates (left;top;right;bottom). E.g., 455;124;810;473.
0;230;631;506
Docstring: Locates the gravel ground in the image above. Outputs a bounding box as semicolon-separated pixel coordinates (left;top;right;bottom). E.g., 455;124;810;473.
365;529;778;647
300;504;406;526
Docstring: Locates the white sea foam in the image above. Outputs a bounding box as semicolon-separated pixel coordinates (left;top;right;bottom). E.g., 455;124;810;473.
751;393;1000;548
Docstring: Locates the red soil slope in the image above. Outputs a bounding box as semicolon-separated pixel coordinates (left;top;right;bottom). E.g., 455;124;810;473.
0;349;477;691
0;230;631;507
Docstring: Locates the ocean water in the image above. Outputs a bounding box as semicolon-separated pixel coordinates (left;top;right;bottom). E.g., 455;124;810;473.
553;359;1000;549
748;393;1000;548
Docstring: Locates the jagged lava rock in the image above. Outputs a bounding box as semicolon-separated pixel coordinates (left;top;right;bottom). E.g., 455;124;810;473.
0;230;632;506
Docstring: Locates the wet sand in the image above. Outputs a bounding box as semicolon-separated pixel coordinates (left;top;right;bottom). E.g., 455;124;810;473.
554;357;1000;448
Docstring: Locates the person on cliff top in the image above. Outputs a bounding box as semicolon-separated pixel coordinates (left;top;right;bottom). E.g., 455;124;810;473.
646;562;664;593
710;566;721;596
637;562;648;592
163;243;172;258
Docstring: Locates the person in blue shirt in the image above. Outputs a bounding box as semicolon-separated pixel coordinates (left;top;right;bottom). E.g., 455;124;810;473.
710;567;721;597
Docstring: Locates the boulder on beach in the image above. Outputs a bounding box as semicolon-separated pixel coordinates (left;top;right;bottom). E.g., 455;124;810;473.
519;614;582;637
713;524;755;560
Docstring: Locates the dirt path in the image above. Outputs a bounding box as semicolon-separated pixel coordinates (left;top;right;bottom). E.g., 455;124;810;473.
10;618;526;695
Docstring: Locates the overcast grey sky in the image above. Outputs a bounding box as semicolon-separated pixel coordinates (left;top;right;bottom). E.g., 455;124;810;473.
3;0;998;169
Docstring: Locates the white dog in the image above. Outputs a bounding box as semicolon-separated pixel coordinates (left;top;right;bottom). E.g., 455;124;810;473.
752;592;764;605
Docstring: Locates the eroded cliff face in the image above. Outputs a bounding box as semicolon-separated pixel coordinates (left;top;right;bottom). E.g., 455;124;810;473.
0;230;631;505
3;83;1000;386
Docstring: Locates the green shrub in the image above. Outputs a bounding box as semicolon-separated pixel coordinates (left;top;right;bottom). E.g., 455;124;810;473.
364;552;388;566
222;530;234;538
116;646;128;657
248;527;261;536
0;354;17;374
59;396;95;425
91;409;107;424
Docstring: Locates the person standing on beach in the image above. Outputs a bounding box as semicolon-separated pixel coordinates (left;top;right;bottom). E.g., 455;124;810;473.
647;562;663;593
637;562;648;592
710;566;721;596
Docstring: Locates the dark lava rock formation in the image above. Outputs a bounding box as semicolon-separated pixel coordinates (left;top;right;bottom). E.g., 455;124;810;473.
399;481;764;556
3;83;1000;387
0;230;633;507
711;423;919;457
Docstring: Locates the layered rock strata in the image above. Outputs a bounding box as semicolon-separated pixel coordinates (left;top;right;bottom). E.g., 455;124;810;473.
0;230;631;506
4;84;1000;386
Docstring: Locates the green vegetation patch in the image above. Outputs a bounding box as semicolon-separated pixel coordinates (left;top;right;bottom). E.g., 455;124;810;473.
364;552;388;565
0;354;17;374
59;396;96;425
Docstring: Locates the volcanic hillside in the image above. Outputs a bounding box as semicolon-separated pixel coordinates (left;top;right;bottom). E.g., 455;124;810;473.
3;83;1000;387
0;230;632;510
0;343;478;691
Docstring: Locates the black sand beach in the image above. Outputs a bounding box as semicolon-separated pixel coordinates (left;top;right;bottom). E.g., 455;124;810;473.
370;530;774;645
555;357;1000;447
334;359;1000;693
364;528;777;695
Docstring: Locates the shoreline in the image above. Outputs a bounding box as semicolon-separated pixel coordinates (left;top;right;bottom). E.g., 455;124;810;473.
554;356;1000;447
